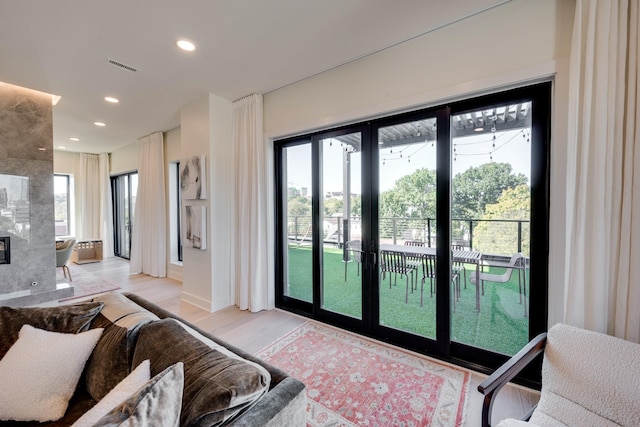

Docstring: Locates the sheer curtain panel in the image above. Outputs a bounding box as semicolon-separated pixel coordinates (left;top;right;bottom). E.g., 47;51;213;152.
75;153;101;241
99;153;114;257
564;0;640;341
233;93;274;312
130;132;167;277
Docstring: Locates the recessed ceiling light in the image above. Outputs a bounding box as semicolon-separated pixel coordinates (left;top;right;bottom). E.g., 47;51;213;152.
69;137;80;141
37;147;47;151
104;96;119;103
57;146;67;150
177;39;196;51
94;121;106;127
474;127;484;132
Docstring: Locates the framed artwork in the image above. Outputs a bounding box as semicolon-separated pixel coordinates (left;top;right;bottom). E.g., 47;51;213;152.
180;155;206;199
183;204;206;250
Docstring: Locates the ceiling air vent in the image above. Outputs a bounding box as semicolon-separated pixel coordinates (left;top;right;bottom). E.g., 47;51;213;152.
106;58;138;73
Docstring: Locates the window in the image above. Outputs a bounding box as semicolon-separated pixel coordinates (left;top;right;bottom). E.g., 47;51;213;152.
54;174;70;236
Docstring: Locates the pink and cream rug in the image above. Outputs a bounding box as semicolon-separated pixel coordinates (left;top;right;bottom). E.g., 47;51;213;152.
257;321;469;427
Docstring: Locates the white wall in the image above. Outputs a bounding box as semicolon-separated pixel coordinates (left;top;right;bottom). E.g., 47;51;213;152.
263;0;575;326
109;142;138;175
179;94;233;312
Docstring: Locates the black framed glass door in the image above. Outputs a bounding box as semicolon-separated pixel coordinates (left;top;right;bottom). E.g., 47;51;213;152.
275;82;550;380
111;172;138;259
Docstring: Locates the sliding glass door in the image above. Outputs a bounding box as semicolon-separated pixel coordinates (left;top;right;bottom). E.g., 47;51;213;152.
275;82;550;378
111;172;138;259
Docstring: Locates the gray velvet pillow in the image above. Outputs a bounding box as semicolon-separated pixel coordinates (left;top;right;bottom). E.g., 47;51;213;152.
93;362;183;427
0;302;104;359
85;292;160;401
132;319;270;427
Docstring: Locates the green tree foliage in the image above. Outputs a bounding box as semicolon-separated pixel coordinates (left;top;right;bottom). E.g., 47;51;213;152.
288;196;311;216
380;168;436;219
452;163;528;219
474;184;531;255
324;198;343;216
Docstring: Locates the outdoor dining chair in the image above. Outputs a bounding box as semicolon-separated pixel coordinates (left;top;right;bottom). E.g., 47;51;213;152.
418;253;461;310
404;240;425;290
343;239;362;281
470;252;528;316
379;250;415;303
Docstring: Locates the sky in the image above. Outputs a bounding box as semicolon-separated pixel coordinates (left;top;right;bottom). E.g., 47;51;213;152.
286;128;531;195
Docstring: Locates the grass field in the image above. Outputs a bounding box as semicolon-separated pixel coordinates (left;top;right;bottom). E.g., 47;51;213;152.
285;245;529;355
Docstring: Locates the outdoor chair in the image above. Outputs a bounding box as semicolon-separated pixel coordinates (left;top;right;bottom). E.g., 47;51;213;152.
379;250;415;302
419;254;461;310
56;238;76;281
404;240;425;289
343;239;362;281
470;252;528;316
451;244;468;288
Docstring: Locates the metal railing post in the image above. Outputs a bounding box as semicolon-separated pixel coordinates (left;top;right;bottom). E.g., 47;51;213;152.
469;220;474;251
517;221;522;253
294;216;298;241
392;218;397;245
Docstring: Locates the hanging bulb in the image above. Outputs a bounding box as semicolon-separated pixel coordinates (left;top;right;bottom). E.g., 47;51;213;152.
390;149;393;153
527;137;530;143
383;160;386;166
493;134;496;141
490;153;493;161
400;153;403;158
431;142;434;147
408;157;411;163
454;156;457;162
492;142;496;148
330;140;332;146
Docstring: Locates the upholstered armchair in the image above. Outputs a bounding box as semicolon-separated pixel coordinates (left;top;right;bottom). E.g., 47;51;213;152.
478;323;640;427
56;238;76;281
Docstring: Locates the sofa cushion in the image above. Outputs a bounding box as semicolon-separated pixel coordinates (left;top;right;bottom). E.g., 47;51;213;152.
0;325;103;422
85;292;159;401
72;360;151;427
529;323;640;427
93;362;184;427
0;302;104;359
132;318;270;427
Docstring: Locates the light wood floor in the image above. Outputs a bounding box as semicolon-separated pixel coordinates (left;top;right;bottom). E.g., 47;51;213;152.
73;257;539;427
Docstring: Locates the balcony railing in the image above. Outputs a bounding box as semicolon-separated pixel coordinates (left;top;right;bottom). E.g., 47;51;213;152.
287;215;530;256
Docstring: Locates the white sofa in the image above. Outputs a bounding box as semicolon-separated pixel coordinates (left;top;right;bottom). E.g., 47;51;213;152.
478;323;640;427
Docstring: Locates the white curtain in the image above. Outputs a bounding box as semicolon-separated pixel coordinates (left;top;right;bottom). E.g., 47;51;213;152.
99;153;114;257
564;0;640;342
130;132;166;277
75;153;101;240
233;93;274;312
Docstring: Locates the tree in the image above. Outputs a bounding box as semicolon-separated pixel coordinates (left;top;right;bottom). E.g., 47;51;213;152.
324;198;343;216
287;196;311;216
380;168;436;219
473;184;530;255
452;163;528;219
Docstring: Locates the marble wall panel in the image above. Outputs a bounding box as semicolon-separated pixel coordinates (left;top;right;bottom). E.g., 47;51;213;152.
0;82;56;298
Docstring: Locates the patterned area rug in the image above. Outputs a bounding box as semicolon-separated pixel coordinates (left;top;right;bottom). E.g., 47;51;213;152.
257;321;469;427
57;264;120;302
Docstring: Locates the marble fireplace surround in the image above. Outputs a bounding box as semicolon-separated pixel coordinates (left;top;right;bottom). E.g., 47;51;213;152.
0;82;73;305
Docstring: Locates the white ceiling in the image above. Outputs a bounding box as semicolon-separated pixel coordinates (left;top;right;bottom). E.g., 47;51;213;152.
0;0;510;154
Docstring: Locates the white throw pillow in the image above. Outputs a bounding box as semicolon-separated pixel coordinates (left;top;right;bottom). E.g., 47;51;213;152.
72;359;151;427
0;325;103;422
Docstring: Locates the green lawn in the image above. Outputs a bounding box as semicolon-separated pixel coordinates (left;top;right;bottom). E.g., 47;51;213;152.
285;245;529;355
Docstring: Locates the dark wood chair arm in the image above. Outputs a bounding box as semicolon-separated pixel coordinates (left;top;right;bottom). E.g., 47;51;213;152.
477;332;547;427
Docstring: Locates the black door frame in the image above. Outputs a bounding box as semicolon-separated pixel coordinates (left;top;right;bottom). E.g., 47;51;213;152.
274;82;551;385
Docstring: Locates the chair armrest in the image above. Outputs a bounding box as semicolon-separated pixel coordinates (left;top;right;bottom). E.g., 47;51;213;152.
477;332;547;427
